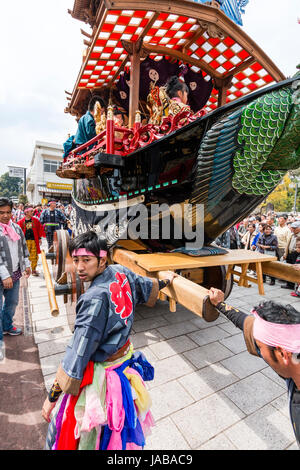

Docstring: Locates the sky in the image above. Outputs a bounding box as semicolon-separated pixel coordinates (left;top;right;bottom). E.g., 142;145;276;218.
0;0;299;175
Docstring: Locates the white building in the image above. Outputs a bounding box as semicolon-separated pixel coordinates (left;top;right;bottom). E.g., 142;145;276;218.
27;141;73;205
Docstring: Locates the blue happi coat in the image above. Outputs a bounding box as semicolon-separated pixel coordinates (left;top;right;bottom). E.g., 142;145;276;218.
60;264;155;384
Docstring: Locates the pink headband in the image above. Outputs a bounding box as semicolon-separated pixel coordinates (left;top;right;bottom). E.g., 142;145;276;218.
24;208;33;213
252;309;300;353
72;248;107;258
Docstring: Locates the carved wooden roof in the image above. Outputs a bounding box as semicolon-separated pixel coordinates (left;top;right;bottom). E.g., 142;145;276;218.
65;0;285;117
68;0;101;27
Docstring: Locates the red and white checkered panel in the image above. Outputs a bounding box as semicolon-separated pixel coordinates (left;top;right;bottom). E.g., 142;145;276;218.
204;61;275;111
78;9;277;108
79;10;200;88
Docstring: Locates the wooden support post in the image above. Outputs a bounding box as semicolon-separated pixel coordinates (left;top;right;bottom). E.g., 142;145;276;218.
238;263;249;287
255;262;265;296
122;38;147;128
169;298;177;313
129;47;141;128
214;75;233;108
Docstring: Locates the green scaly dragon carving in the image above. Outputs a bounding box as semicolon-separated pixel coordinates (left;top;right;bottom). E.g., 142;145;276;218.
232;66;300;196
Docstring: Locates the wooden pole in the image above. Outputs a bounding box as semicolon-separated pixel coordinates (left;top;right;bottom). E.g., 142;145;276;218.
41;250;59;317
128;44;141;128
249;261;300;283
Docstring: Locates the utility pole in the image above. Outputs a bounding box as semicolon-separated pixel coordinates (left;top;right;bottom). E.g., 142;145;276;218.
293;182;298;213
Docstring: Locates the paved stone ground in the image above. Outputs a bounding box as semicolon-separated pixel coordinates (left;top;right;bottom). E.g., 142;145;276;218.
26;250;300;450
0;277;48;450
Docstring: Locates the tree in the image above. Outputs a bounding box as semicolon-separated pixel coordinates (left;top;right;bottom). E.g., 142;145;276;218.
19;194;28;205
0;172;22;199
264;173;299;212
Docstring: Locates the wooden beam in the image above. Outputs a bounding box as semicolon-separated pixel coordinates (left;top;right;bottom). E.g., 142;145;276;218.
214;74;234;107
108;55;128;87
122;39;146;127
129;47;141;128
106;0;285;81
143;43;222;79
223;56;256;79
80;28;92;39
138;11;160;41
182;24;205;54
249;261;300;283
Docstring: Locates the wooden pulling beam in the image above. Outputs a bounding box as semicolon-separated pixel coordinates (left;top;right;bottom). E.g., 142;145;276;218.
249;261;300;283
41;250;59;317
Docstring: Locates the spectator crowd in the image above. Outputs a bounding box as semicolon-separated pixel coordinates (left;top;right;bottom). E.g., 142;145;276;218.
0;198;72;361
215;211;300;297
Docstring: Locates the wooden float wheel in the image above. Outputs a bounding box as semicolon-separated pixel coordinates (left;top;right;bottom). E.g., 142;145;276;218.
65;269;85;333
202;265;233;300
52;230;70;282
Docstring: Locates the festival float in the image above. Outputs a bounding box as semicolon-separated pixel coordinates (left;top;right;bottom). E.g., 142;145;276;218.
44;0;300;327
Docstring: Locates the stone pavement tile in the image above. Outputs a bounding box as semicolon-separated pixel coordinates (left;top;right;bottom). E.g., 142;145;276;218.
224;403;295;450
178;363;238;401
148;355;196;389
218;321;243;336
197;434;238;450
270;394;290;419
189;314;228;330
219;333;247;354
172;392;245;449
149;335;198;360
183;341;233;370
150;380;194;421
145;417;191;450
40;352;65;377
31;303;67;322
30;286;48;297
187;325;231;347
132;316;169;333
228;286;252;299
236;294;264;305
138;346;158;365
37;336;72;358
34;314;69;332
162;309;199;325
31;309;54;322
44;373;57;392
261;366;287;389
34;325;72;344
220;350;266;379
222;372;284;415
130;329;163;349
137;300;170;318
159;321;199;339
31;296;66;309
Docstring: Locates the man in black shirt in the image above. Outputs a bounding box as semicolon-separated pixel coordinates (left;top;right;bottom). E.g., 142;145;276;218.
40;201;67;250
208;287;300;448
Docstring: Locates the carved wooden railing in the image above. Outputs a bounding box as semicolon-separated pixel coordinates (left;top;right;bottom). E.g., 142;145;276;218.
57;107;206;179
